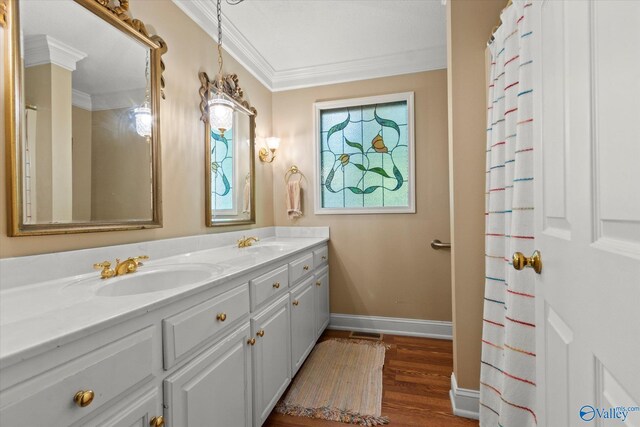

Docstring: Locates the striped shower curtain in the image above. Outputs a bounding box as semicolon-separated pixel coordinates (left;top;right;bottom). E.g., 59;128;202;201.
480;1;536;426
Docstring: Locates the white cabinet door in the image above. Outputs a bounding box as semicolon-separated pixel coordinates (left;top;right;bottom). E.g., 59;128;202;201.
251;295;291;426
314;269;330;339
92;386;163;427
164;323;253;427
290;277;316;376
532;1;640;425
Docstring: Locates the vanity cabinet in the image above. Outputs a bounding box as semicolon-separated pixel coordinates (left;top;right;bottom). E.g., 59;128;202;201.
164;322;253;427
314;266;330;339
250;294;291;425
290;277;317;376
0;241;329;427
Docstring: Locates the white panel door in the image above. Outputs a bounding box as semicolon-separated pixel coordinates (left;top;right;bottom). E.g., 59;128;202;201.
164;323;253;427
532;1;640;426
251;295;291;426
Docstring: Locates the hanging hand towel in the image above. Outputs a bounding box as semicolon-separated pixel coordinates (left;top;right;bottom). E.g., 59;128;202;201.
242;177;251;214
286;180;302;219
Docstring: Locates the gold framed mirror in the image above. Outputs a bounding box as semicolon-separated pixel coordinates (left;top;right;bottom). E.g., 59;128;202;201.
3;0;167;236
199;72;256;227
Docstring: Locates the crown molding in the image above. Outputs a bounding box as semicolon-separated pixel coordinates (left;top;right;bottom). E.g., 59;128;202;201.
172;0;274;90
172;0;446;92
23;35;87;72
72;89;92;111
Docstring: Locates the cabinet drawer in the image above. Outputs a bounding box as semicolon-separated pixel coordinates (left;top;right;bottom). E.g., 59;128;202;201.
0;327;154;427
163;285;250;369
288;253;314;285
250;264;289;310
313;246;328;266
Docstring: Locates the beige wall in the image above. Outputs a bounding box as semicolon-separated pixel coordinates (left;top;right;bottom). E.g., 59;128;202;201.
90;107;152;221
0;0;274;257
272;70;452;322
72;106;92;221
447;0;504;390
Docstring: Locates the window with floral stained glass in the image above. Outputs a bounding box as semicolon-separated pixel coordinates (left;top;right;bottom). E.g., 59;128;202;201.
211;128;235;213
314;93;415;214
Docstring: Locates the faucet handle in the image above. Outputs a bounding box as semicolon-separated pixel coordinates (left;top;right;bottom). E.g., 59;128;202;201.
132;255;149;266
93;261;111;270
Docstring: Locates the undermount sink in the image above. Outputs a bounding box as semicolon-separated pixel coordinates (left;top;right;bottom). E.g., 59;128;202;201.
63;264;219;297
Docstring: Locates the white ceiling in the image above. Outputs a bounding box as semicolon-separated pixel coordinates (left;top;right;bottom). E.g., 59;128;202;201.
173;0;447;91
21;0;148;105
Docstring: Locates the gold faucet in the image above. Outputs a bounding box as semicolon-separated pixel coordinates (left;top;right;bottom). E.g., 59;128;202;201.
93;255;149;279
237;236;259;248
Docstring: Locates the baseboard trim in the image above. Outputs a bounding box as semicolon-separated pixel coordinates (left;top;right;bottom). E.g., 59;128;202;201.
449;373;480;420
328;313;452;340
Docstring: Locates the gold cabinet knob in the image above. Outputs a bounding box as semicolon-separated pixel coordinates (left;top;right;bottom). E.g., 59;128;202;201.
303;265;309;271
292;300;299;306
247;338;256;345
273;282;280;289
512;250;542;274
150;416;165;427
73;390;94;407
316;281;321;287
257;329;265;337
216;313;227;322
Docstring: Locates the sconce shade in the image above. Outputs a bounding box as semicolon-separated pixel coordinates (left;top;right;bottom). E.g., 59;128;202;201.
266;137;280;150
209;95;235;136
133;103;152;139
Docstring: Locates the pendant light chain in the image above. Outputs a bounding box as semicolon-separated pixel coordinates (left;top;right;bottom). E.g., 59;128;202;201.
217;0;223;80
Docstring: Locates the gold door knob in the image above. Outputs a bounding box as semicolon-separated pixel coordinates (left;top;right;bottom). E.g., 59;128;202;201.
216;313;227;322
292;300;299;306
257;329;265;337
316;281;321;287
247;338;256;345
303;265;309;271
512;250;542;274
273;282;280;289
73;390;94;407
150;416;165;427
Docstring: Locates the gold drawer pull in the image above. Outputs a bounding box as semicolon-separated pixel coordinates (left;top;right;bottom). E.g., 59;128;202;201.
321;256;327;260
248;338;256;345
273;282;280;289
216;313;227;322
150;416;165;427
257;329;265;337
316;281;321;287
292;300;299;306
73;390;94;407
303;265;309;271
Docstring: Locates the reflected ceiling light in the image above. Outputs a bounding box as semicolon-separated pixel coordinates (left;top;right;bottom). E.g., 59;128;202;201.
134;51;152;141
208;0;245;137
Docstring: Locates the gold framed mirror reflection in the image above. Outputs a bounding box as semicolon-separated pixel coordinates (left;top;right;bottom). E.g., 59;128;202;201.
4;0;167;236
199;72;256;227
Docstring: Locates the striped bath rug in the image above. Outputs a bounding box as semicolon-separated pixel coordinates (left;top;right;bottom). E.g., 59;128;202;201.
275;338;389;426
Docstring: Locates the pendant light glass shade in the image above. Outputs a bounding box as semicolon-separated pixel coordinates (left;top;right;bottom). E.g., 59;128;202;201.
208;94;234;136
133;102;152;139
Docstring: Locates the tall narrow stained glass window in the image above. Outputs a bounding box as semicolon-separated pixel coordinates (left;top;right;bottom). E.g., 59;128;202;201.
211;128;235;213
315;93;415;214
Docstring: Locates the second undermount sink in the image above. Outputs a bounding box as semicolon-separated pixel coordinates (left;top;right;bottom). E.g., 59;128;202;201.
95;264;216;297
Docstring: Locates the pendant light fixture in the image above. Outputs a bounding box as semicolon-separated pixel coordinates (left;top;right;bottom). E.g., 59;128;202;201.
208;0;242;138
133;50;152;141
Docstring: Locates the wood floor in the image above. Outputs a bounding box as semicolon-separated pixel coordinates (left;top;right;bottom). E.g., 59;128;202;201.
264;330;479;427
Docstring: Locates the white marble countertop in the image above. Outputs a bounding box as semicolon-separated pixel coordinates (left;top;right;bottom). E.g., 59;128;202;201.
0;227;329;367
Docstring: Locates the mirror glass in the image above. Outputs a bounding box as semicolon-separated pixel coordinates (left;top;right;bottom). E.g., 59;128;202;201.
6;0;164;234
200;73;255;227
209;107;255;225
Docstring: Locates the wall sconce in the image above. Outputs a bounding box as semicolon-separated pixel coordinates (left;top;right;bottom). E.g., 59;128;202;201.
259;137;280;163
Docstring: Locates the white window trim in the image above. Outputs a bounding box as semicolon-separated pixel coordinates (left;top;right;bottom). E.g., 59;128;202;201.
313;92;416;215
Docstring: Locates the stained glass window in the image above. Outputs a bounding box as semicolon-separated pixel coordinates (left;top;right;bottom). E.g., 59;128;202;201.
211;128;234;212
316;93;414;214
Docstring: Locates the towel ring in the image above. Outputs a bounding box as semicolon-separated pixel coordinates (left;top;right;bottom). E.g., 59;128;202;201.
285;165;307;184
